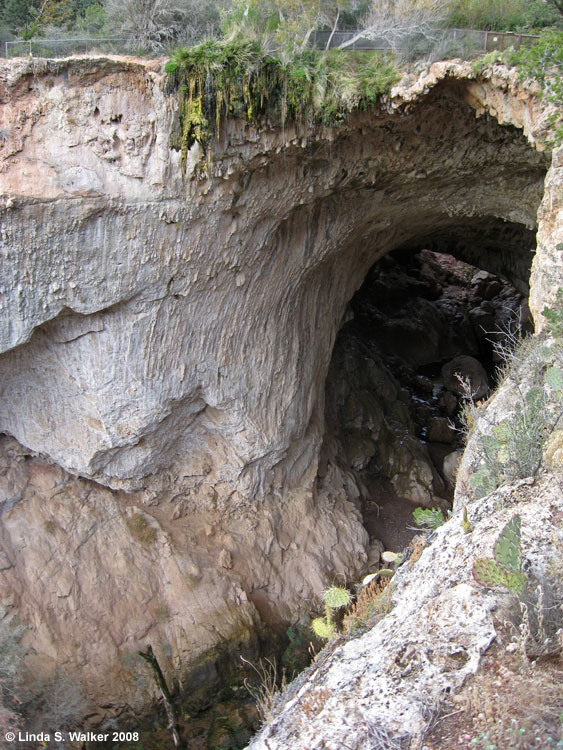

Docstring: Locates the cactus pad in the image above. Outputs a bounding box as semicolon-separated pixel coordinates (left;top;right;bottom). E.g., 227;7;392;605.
312;618;334;639
493;515;522;573
546;366;563;392
473;558;510;589
473;515;527;595
324;587;352;608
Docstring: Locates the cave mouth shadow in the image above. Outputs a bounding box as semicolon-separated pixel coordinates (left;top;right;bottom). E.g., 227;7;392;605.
320;239;533;552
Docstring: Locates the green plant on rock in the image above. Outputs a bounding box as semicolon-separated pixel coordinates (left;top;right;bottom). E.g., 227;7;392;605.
473;515;528;595
471;49;510;76
126;513;157;545
311;586;351;640
462;505;473;534
165;40;400;177
469;312;563;498
510;30;563;144
412;507;445;531
543;287;563;340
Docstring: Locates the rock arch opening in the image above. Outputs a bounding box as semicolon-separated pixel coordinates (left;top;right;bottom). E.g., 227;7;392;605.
319;234;533;552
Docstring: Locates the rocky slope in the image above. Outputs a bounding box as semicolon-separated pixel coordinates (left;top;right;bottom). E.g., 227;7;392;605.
247;472;563;749
0;54;561;723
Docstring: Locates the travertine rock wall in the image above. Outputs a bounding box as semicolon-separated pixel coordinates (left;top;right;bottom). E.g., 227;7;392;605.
0;58;550;491
0;56;559;717
0;434;367;718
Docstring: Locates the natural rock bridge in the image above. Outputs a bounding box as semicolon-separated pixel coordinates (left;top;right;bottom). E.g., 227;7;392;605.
0;55;560;724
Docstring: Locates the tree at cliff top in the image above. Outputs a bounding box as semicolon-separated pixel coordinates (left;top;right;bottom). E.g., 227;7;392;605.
2;0;104;36
2;0;39;33
335;0;450;53
222;0;453;57
446;0;563;31
222;0;365;57
103;0;227;50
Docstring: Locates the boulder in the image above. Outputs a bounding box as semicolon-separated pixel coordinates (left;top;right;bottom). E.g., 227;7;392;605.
442;355;489;401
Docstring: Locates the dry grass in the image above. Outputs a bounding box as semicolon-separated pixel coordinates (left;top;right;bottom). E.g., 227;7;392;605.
424;624;563;749
466;656;563;748
240;657;285;723
342;576;393;635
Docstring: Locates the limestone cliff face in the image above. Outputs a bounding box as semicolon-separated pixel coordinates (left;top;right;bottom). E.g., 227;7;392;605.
0;56;560;717
0;57;552;490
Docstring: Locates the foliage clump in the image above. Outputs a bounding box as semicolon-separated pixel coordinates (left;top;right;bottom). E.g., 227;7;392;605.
510;29;563;143
0;607;85;738
342;575;393;635
412;507;445;530
542;286;563;338
165;39;400;175
466;291;563;499
447;0;562;32
126;512;157;545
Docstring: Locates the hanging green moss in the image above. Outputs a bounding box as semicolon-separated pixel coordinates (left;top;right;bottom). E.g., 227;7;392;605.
165;39;400;177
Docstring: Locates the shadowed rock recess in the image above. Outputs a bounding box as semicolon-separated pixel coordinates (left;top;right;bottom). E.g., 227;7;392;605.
0;55;561;729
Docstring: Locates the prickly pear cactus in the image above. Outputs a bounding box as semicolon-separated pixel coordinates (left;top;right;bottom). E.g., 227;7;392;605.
312;587;352;640
473;558;510;588
324;587;352;608
472;559;527;593
493;515;522;573
472;515;527;595
312;618;334;639
546;366;563;393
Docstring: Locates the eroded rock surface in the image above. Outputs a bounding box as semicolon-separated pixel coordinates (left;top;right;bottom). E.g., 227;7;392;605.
0;57;552;491
0;434;367;718
0;56;560;720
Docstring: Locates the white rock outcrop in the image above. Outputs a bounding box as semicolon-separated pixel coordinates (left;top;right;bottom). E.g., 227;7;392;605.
247;474;563;748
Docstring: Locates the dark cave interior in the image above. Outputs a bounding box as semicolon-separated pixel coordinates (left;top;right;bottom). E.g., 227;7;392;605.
322;244;532;551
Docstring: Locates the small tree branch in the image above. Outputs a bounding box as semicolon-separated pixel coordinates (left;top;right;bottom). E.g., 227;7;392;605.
325;7;340;50
139;645;187;749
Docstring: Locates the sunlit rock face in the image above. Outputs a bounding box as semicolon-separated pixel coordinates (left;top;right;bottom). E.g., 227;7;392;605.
0;55;559;717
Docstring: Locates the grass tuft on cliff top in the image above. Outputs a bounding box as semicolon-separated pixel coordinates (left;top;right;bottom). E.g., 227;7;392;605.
165;38;400;175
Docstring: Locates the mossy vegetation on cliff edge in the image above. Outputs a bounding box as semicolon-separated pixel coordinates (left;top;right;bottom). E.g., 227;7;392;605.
165;39;400;176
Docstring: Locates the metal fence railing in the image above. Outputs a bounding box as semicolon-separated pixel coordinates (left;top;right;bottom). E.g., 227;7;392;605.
4;38;129;58
311;28;539;53
3;29;540;59
444;28;539;52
